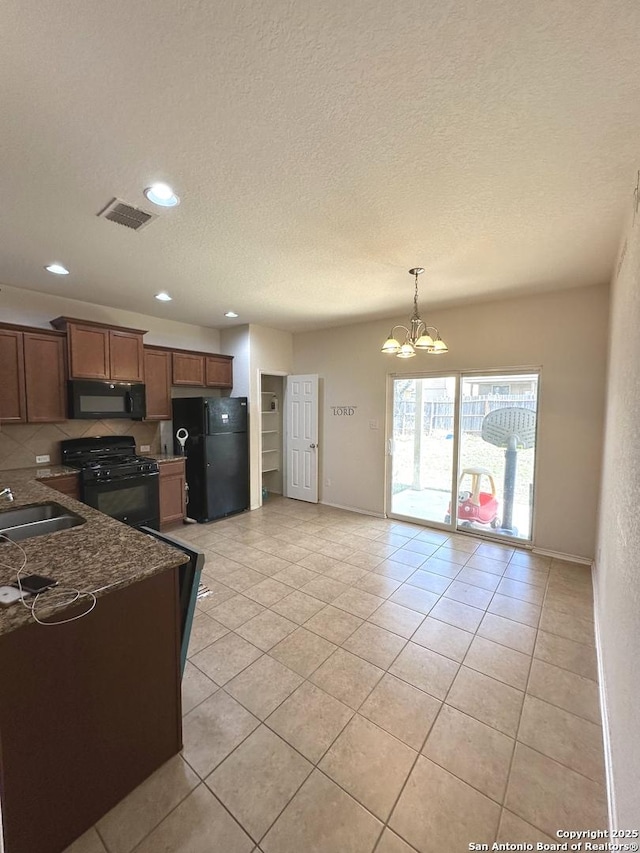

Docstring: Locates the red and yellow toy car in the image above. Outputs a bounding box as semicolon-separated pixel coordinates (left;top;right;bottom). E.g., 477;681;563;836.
445;467;500;528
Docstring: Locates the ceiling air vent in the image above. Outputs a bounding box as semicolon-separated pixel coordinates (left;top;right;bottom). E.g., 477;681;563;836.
97;198;157;231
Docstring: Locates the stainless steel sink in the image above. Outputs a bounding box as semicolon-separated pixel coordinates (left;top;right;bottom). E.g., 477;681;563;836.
0;502;86;543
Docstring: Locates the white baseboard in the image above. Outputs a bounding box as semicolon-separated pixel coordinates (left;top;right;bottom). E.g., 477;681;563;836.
591;561;617;833
532;546;592;565
319;501;386;518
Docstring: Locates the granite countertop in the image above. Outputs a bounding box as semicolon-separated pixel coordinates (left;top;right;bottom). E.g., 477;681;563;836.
2;465;80;479
152;454;186;464
0;471;188;636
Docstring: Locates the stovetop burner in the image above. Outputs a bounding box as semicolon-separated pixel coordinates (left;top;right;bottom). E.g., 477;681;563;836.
61;436;159;482
83;454;156;469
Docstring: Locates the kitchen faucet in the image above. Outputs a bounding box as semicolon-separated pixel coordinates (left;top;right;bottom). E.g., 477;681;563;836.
0;488;14;502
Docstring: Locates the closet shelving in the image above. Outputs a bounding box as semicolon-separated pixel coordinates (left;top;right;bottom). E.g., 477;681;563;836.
261;392;280;474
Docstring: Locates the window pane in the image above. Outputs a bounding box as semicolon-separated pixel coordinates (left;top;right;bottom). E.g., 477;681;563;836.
390;376;456;525
457;373;538;541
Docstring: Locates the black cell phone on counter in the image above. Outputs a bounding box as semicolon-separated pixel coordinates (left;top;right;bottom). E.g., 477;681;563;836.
13;575;58;594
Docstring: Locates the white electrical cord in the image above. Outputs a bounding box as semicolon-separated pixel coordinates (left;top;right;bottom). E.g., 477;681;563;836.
0;534;97;625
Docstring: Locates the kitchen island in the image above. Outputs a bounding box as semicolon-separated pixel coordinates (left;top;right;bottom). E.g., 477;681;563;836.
0;471;189;853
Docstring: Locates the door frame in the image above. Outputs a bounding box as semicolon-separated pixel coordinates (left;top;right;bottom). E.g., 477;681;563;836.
257;369;289;509
385;366;542;545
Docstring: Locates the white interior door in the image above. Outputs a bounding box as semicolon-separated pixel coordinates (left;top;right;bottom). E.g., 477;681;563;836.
285;374;318;502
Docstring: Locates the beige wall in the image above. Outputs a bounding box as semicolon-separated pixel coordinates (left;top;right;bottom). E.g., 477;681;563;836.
293;283;608;559
220;326;251;399
0;283;221;352
595;208;640;825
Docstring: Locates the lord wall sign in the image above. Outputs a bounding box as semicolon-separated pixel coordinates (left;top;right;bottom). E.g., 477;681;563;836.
331;405;357;416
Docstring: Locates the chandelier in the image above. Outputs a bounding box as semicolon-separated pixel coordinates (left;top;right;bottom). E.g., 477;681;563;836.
381;267;448;358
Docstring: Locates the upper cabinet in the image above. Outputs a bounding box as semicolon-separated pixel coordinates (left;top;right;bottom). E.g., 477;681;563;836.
144;348;172;420
172;352;205;386
0;326;66;424
109;330;145;381
0;329;26;423
51;317;145;382
171;350;233;389
205;355;233;388
23;333;66;422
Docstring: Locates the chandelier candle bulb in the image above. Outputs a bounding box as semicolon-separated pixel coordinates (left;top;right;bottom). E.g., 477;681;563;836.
381;267;448;357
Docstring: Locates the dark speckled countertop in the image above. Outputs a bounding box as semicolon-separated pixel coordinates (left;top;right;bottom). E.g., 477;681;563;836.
0;469;188;636
3;464;80;479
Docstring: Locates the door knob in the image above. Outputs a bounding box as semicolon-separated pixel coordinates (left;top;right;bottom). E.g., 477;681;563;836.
310;443;317;449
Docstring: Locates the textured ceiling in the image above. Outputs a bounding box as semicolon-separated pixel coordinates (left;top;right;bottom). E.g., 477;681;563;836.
0;0;639;332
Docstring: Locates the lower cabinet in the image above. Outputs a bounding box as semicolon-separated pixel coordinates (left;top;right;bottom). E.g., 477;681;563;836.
42;473;81;501
159;460;187;528
0;568;182;853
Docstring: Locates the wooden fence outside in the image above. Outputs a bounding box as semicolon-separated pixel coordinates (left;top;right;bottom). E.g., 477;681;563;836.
394;395;537;437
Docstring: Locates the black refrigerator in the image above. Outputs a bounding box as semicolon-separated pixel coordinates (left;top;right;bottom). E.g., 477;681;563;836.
172;397;249;522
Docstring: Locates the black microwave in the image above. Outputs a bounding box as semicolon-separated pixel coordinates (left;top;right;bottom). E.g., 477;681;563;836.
67;380;146;420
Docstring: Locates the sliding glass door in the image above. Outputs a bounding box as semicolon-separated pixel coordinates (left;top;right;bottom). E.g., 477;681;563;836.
389;376;458;527
388;371;539;542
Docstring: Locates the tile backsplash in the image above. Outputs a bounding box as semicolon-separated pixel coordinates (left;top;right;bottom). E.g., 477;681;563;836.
0;420;161;470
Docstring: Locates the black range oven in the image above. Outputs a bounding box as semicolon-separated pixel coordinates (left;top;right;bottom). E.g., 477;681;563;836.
61;436;160;530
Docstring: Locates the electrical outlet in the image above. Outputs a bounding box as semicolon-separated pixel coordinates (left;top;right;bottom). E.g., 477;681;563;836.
140;445;151;452
324;478;331;487
35;455;50;464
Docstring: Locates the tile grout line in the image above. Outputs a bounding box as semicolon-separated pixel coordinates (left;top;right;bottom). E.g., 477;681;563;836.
155;507;597;853
495;563;549;842
499;561;605;839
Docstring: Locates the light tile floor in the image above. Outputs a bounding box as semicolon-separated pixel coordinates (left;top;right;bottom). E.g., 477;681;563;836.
64;497;608;853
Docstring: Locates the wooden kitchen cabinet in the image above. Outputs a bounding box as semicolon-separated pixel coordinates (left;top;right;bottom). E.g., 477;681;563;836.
51;317;146;382
64;321;110;379
172;352;205;386
0;326;67;424
0;567;182;853
109;329;145;381
205;354;233;388
23;333;67;423
172;350;234;388
0;329;26;423
143;348;172;420
42;472;81;500
159;459;187;528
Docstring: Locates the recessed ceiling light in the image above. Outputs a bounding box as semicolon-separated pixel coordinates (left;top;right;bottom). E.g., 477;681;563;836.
155;292;173;302
144;182;180;207
224;311;239;318
45;263;70;275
